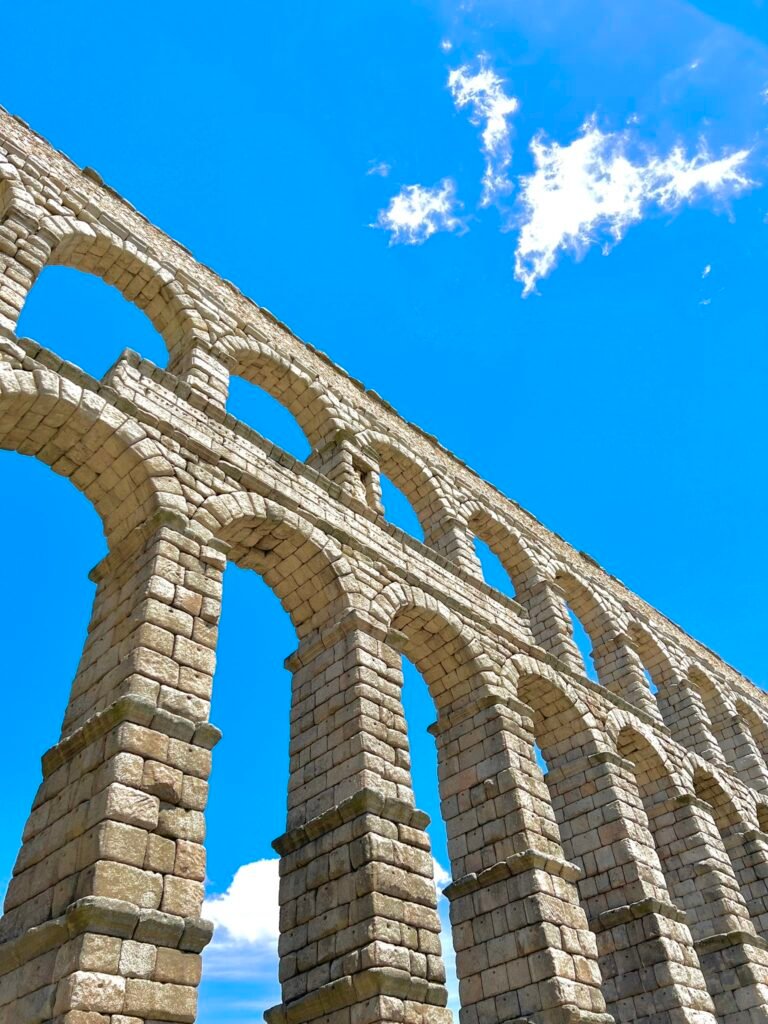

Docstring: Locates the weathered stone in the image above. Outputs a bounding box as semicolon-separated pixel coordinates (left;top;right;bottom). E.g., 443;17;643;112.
0;108;767;1024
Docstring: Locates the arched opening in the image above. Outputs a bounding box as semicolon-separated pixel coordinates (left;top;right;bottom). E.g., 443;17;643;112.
379;472;425;540
226;375;312;461
565;604;599;681
0;452;104;910
692;767;743;834
555;573;625;686
17;264;169;378
198;562;295;1019
228;347;338;462
472;537;516;598
757;805;768;834
400;656;457;1018
625;623;671;698
684;666;738;768
363;436;444;547
465;511;539;602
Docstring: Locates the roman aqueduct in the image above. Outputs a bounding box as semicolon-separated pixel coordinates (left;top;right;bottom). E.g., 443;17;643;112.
2;109;768;1024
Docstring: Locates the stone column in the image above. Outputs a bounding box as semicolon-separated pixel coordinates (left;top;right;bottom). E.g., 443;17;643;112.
0;514;225;1024
546;751;718;1024
646;793;768;1024
526;579;585;673
432;689;612;1024
167;341;231;409
590;636;663;723
266;615;451;1024
726;827;768;941
655;679;725;767
306;431;374;500
423;514;482;571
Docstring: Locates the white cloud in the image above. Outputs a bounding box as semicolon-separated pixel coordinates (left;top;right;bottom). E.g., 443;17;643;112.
514;119;753;294
204;858;280;948
702;263;712;278
448;57;520;205
374;179;463;244
367;160;391;178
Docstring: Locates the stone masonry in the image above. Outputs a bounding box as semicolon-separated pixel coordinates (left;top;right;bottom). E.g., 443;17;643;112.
1;109;768;1024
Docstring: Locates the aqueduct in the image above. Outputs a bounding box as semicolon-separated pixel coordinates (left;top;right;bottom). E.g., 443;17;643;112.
1;110;768;1024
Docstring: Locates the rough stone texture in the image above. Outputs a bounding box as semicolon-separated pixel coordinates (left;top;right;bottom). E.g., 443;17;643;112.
1;109;768;1024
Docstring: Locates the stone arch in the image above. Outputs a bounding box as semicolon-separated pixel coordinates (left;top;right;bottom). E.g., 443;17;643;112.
513;654;604;763
460;498;542;597
357;429;454;545
196;491;358;637
370;580;499;712
687;664;733;739
692;764;744;833
625;619;676;687
556;570;620;657
219;335;344;450
615;719;685;803
13;216;210;357
0;365;179;546
684;664;766;780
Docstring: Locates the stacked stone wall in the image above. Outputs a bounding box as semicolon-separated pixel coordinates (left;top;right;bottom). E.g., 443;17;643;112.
1;109;768;1023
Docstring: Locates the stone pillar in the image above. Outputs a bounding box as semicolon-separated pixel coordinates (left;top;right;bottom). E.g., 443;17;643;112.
546;751;718;1024
0;514;225;1024
422;514;480;571
266;616;451;1024
655;680;725;767
726;828;768;941
306;431;373;499
526;579;585;673
590;636;663;723
167;341;231;409
432;689;612;1024
646;794;768;1024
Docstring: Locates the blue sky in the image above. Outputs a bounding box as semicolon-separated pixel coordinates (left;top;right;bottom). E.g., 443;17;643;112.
2;1;768;1020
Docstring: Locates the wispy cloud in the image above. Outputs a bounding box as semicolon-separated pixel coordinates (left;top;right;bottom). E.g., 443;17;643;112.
514;119;752;294
374;179;463;244
367;160;391;178
448;57;520;205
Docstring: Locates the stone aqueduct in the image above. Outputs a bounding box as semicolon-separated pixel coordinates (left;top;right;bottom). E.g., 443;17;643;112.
1;111;768;1024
